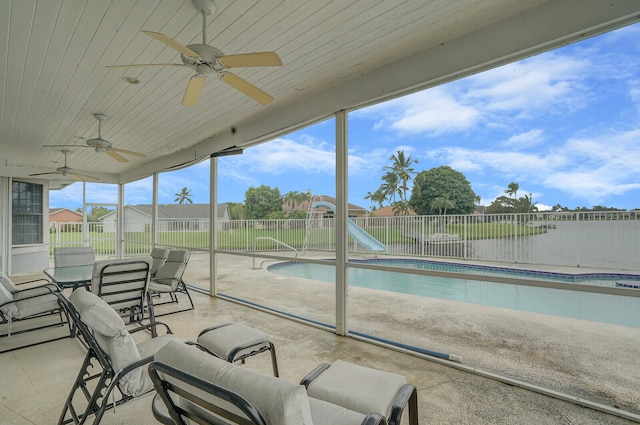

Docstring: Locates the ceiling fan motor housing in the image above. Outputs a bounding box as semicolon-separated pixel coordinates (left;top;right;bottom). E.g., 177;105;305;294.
182;44;225;72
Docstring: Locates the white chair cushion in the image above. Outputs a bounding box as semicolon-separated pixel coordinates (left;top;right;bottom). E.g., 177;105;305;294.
54;246;96;267
155;340;314;425
69;288;126;337
151;250;189;291
197;322;270;360
69;289;149;397
305;359;407;418
0;271;18;292
0;279;17;318
308;397;368;425
13;286;60;319
150;248;169;276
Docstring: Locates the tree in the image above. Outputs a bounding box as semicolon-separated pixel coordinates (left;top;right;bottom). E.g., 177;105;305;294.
227;202;245;220
380;172;401;204
174;187;193;204
505;182;519;199
384;151;418;203
409;166;476;215
517;193;538;213
244;185;283;219
364;189;386;211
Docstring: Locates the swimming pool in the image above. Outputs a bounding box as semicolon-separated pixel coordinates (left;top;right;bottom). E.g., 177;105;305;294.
267;259;640;327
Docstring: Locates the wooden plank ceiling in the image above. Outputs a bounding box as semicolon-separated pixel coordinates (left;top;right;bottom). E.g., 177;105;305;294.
0;0;638;185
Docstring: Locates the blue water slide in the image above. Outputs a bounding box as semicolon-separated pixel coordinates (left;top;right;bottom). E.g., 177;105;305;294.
312;201;386;252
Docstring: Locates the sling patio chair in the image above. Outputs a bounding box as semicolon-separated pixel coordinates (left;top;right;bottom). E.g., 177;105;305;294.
0;271;72;353
90;256;155;331
148;250;194;316
54;246;96;267
149;340;387;425
150;247;170;278
57;288;180;425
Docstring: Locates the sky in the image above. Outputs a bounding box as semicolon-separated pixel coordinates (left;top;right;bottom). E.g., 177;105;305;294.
51;22;640;212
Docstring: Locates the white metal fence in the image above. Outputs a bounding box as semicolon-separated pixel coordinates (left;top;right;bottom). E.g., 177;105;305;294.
49;210;640;271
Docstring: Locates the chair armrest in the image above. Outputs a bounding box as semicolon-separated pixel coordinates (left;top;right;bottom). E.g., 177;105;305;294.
388;384;417;425
299;362;331;387
13;283;60;298
362;413;388;425
13;278;51;287
129;321;173;336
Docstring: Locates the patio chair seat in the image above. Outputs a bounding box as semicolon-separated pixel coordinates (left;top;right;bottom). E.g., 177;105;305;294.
301;359;418;425
197;322;279;376
148;250;194;316
1;271;71;353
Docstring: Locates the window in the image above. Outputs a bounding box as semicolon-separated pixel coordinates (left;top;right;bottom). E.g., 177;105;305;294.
12;181;43;245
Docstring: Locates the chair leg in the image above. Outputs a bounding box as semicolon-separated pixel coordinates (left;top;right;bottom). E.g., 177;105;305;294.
152;279;195;317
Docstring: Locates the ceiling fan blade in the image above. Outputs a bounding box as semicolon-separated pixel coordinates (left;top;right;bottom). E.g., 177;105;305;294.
182;76;206;107
220;72;273;105
141;30;200;58
71;173;100;182
111;148;147;159
29;172;58;177
43;144;90;148
107;63;184;68
105;150;128;163
218;52;282;68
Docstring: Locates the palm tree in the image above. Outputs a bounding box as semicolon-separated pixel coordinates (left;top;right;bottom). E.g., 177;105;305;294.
505;182;519;199
380;172;401;204
364;189;386;210
384;151;418;203
174;187;193;204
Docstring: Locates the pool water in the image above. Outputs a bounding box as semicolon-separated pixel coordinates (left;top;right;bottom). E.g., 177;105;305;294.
267;259;640;328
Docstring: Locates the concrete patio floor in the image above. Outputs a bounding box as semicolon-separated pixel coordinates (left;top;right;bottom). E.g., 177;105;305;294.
0;292;637;424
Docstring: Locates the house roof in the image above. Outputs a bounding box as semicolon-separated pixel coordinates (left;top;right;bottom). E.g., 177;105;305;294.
49;208;82;217
101;203;228;220
283;195;367;214
370;206;417;217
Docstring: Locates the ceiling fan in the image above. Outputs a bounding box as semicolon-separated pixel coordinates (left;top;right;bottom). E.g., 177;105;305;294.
44;114;147;163
108;0;282;106
29;150;100;182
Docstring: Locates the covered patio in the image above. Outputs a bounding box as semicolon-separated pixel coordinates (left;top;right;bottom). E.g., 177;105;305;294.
2;1;640;423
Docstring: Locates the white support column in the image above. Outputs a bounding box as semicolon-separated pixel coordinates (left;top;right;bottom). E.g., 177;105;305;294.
152;173;158;247
335;110;348;336
117;183;124;259
82;182;87;245
210;156;218;296
0;177;10;274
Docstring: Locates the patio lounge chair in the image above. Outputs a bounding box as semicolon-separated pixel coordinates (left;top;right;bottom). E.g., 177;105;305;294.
0;271;71;353
150;247;170;277
54;246;96;267
149;340;386;425
90;257;155;330
148;250;194;316
58;288;180;425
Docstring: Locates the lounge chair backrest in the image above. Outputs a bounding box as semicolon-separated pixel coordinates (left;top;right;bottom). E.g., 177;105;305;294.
68;289;148;396
0;272;60;321
154;340;314;425
150;247;170;277
0;275;18;318
54;246;96;267
153;250;190;290
90;257;152;316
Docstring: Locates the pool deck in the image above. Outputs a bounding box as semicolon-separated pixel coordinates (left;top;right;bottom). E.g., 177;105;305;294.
2;253;639;424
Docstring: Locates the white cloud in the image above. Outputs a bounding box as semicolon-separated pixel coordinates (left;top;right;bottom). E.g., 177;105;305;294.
503;129;545;149
467;54;591;114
